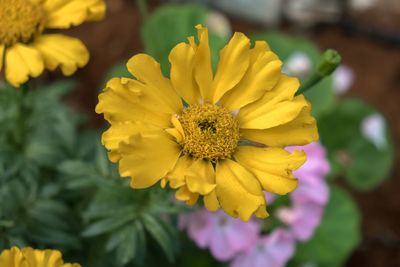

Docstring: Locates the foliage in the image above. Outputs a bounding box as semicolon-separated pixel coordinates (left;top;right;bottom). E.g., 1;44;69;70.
291;186;361;267
319;98;394;190
0;82;184;267
0;3;395;267
0;81;81;250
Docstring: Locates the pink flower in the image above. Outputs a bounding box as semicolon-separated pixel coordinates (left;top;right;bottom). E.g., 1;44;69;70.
179;209;260;261
277;202;324;241
288;142;330;205
333;65;354;95
361;113;388;150
289;142;330;178
230;229;295;267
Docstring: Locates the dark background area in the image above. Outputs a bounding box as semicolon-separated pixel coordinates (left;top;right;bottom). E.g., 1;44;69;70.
59;0;400;266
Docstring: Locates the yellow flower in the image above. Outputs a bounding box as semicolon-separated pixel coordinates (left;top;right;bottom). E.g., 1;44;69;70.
0;0;106;87
96;25;319;221
0;247;80;267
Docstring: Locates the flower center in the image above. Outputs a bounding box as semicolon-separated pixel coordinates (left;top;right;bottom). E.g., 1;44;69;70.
0;0;46;46
179;104;240;161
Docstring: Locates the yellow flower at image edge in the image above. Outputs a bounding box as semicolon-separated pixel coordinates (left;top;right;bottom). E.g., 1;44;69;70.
0;247;80;267
96;25;319;221
0;0;106;87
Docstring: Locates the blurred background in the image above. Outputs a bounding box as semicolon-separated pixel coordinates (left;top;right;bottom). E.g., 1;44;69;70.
9;0;400;266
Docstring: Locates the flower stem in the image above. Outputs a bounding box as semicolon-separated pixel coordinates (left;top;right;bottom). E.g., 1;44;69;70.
296;49;342;96
137;0;149;21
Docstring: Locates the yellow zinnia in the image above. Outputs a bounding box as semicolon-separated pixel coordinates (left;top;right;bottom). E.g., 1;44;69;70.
96;25;319;221
0;0;106;87
0;247;80;267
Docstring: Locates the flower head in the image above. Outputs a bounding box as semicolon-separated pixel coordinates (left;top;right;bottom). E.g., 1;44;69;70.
277;202;324;241
288;142;330;205
275;142;330;241
230;229;295;267
0;0;106;87
0;247;80;267
361;113;388;150
96;25;319;221
333;65;354;95
179;209;259;261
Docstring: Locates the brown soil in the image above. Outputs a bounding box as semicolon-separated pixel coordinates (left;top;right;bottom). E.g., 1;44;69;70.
59;0;400;266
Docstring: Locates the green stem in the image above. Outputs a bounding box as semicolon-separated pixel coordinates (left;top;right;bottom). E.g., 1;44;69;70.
296;72;324;95
137;0;149;21
296;49;342;96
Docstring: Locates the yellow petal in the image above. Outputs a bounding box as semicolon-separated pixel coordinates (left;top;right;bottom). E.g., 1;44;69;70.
169;42;200;105
165;115;185;143
240;95;308;129
235;146;306;195
44;0;106;29
0;247;25;267
254;205;269;219
96;77;171;127
241;103;319;147
186;159;216;195
220;48;281;110
118;130;181;189
33;34;89;76
203;190;220;212
192;25;213;102
237;75;305;129
0;45;4;72
175;185;199;206
251;41;271;56
5;43;44;87
127;54;182;114
101;121;159;162
23;248;64;267
165;155;195;189
211;32;251;103
215;159;265;221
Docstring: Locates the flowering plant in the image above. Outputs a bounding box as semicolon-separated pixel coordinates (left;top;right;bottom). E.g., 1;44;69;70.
0;2;395;267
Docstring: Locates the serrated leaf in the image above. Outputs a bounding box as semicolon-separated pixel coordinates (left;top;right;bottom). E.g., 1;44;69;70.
142;214;176;263
134;220;147;265
116;225;138;265
58;160;95;177
82;213;135;237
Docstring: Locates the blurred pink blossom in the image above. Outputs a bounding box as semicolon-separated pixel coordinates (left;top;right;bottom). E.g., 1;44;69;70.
361;113;388;150
333;65;354;95
277;202;324;241
180;142;331;264
230;229;295;267
288;142;330;205
179;209;260;261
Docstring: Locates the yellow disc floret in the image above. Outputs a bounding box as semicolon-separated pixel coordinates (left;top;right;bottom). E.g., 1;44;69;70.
0;0;46;46
179;104;240;161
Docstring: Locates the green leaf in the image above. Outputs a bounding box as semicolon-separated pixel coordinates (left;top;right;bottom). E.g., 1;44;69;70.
82;213;135;237
115;225;138;266
141;4;226;75
58;160;95;177
142;214;177;263
292;186;361;267
319;98;395;190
